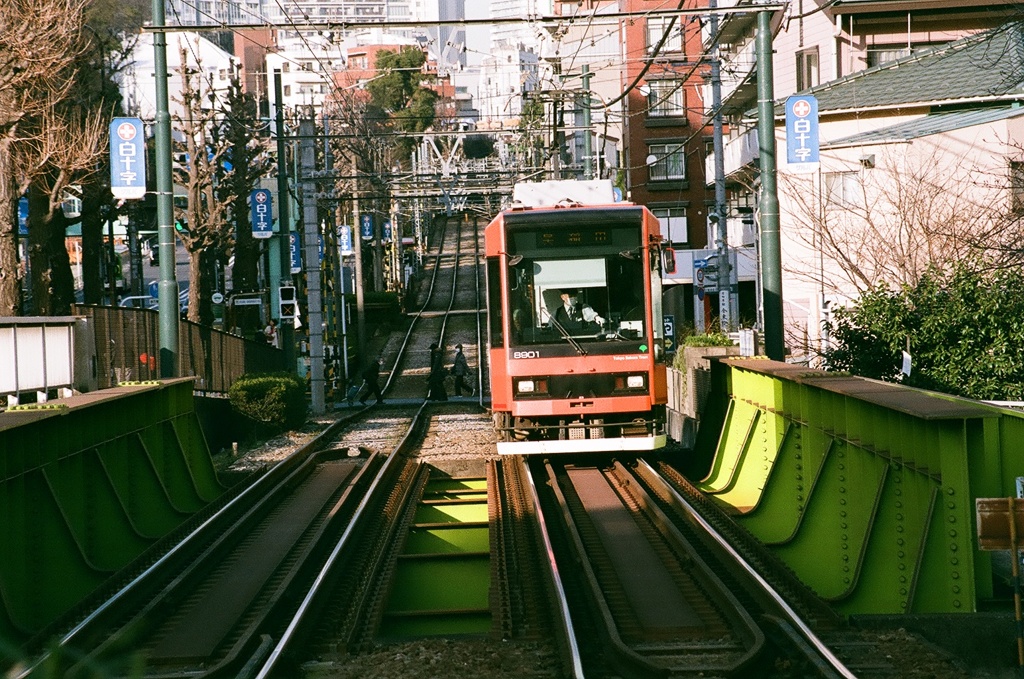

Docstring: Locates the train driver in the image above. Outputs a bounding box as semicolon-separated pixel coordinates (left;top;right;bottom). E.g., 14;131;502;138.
554;289;604;332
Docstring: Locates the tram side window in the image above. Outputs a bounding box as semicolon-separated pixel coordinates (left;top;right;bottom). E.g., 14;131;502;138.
487;258;504;347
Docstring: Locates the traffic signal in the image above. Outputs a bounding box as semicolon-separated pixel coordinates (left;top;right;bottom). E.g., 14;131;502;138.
279;285;296;320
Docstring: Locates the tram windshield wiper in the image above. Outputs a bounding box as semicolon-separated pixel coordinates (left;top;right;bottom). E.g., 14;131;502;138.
543;309;588;356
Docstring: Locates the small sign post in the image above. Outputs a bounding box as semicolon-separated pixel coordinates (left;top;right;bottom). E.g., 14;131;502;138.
976;497;1024;672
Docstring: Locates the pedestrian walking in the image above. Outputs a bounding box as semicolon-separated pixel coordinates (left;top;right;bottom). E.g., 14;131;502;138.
359;356;384;405
450;343;473;397
427;342;448;401
263;319;279;348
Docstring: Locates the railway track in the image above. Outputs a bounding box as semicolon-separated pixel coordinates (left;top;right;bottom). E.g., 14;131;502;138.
14;216;496;679
529;457;765;678
12;214;970;679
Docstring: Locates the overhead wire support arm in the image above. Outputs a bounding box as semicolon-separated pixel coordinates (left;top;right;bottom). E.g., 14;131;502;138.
143;6;787;33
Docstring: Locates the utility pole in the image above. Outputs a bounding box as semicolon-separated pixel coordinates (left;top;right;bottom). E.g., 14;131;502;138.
300;116;324;414
151;0;177;377
581;65;594;180
757;10;784;360
709;0;735;333
273;70;295;369
351;156;367;359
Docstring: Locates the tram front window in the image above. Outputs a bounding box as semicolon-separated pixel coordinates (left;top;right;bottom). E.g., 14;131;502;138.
508;254;646;346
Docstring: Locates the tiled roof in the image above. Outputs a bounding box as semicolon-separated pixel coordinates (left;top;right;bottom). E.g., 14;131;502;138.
782;22;1024;114
824;106;1024;147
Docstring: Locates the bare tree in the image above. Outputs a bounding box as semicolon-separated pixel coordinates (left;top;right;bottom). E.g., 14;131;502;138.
781;143;1024;298
779;141;1024;362
0;0;87;315
172;44;233;325
24;106;106;314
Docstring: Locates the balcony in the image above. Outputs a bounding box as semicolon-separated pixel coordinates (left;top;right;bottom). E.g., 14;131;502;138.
705;127;759;183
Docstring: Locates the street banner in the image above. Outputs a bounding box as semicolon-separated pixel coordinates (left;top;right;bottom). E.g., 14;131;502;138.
110;118;147;200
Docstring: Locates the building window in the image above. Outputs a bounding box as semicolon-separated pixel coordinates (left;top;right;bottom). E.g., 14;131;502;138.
1010;161;1024;213
648;81;685;117
283;85;291;97
646;16;685;54
648;143;686;181
796;48;819;91
824;171;861;207
652;207;687;246
866;43;942;68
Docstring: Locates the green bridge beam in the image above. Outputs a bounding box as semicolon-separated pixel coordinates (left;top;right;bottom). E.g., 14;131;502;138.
0;380;225;642
696;358;1021;616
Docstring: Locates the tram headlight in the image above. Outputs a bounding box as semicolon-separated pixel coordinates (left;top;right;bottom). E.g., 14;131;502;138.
517;379;536;394
626;374;645;389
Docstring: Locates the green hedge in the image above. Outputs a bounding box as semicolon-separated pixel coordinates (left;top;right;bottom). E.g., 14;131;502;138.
228;373;308;432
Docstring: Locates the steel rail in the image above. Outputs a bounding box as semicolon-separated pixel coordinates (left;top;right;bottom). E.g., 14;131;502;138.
12;409;362;679
634;459;858;679
254;403;430;678
522;457;586;679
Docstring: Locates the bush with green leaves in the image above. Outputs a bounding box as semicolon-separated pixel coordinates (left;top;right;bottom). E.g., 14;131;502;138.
823;263;1024;401
683;332;734;347
228;373;308;431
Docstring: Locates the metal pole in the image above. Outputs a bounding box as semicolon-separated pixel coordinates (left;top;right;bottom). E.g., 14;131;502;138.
1010;496;1024;677
710;0;734;333
351;156;367;357
299;116;324;414
756;10;784;360
274;70;295;369
581;65;594;180
151;0;177;377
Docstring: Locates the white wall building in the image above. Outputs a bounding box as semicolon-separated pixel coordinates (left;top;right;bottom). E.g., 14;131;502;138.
119;31;238;122
773;27;1024;362
477;43;539;125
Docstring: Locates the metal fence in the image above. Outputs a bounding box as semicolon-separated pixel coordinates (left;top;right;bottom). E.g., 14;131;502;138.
72;305;287;393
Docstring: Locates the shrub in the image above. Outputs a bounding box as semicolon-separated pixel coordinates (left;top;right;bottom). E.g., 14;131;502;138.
682;332;734;347
228;373;307;432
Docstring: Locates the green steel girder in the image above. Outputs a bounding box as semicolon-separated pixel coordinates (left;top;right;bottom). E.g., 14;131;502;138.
696;358;1022;616
0;379;226;643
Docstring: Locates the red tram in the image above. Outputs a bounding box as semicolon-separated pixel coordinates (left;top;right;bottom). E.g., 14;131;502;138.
485;196;672;454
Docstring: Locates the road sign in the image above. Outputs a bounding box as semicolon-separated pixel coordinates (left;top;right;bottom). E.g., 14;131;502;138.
17;197;27;236
663;314;675;351
786;95;819;173
110;118;147;200
289;231;301;274
148;280;158;299
250;189;273;239
360;214;373;240
211;292;224;304
339;224;353;255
